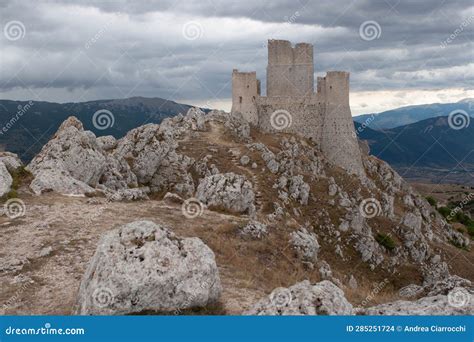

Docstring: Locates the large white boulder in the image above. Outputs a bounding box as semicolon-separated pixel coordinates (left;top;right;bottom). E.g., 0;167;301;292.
76;221;222;315
196;172;256;216
245;280;353;315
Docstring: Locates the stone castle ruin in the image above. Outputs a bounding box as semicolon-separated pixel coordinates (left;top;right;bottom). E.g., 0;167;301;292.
231;39;365;177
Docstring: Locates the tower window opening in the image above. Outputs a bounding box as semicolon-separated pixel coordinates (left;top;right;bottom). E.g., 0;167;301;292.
239;96;242;103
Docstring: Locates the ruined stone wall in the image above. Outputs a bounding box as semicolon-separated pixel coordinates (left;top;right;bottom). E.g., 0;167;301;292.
256;96;324;141
319;71;365;177
266;40;314;97
231;70;259;125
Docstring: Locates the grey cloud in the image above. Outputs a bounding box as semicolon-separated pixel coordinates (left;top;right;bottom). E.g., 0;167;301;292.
0;0;472;104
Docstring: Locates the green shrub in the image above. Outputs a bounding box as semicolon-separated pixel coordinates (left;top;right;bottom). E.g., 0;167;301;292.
426;196;437;206
455;211;473;226
375;233;396;251
10;166;32;190
437;206;451;219
466;222;474;238
6;189;18;199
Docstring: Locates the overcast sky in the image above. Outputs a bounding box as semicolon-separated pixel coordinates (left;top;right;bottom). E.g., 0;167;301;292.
0;0;473;114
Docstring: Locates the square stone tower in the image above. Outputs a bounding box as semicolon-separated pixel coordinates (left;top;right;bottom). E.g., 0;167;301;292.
267;40;314;97
231;70;260;125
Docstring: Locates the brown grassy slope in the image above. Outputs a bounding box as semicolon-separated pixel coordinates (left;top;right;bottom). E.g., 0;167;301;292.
0;120;472;315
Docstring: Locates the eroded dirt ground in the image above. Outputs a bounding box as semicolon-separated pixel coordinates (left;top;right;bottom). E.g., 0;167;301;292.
0;193;270;315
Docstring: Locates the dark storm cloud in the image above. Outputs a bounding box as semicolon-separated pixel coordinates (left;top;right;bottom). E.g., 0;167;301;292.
0;0;472;104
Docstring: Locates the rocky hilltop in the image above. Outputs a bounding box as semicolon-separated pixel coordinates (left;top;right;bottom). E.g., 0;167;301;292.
0;108;472;315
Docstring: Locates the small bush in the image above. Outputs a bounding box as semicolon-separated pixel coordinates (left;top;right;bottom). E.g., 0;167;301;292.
6;189;18;199
10;166;33;190
455;211;473;226
375;233;396;251
425;196;437;207
466;222;474;238
437;206;451;219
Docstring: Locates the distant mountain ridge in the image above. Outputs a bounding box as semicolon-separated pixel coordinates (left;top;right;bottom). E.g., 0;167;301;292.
354;99;474;130
0;97;202;162
2;96;474;185
355;115;474;184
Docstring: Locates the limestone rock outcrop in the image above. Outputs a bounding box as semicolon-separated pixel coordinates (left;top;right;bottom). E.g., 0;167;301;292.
27;117;106;195
32;117;105;183
76;221;222;315
239;220;268;239
289;227;319;262
0;152;23;173
29;168;95;196
0;161;13;197
361;291;473;315
96;135;117;151
112;123;195;197
196;172;256;216
245;280;353;315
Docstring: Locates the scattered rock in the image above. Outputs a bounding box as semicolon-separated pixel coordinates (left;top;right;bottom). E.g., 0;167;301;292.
239;220;268;239
289;227;319;262
348;275;358;290
425;275;472;296
361;292;473;315
239;155;250;166
38;246;53;257
328;177;338;196
245;280;353;315
163;192;184;205
318;261;332;279
0;257;28;273
105;187;150;202
398;284;424;299
288;175;310;205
